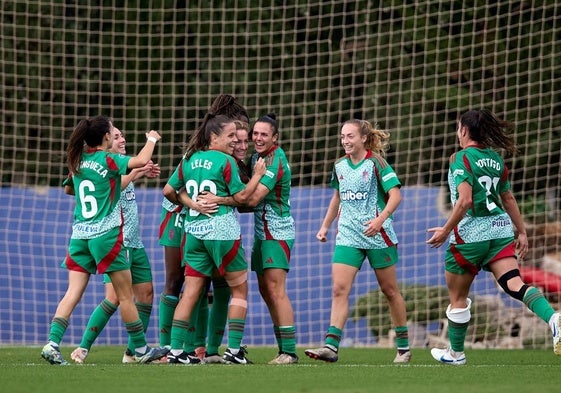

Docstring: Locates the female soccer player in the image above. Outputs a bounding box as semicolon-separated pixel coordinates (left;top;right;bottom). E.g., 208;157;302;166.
426;109;561;365
68;125;160;364
246;113;298;364
157;94;250;363
41;116;168;365
203;119;252;363
304;119;411;364
201;114;298;364
162;114;266;365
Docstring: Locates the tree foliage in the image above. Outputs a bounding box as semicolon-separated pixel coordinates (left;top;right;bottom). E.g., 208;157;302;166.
2;0;560;209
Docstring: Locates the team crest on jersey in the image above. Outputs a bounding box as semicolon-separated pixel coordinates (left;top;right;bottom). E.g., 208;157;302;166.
362;170;369;183
124;189;135;201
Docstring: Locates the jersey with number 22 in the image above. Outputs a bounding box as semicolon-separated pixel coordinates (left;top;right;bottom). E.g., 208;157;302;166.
448;146;514;244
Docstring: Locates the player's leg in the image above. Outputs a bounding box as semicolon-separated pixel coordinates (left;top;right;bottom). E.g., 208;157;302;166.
42;239;93;365
158;209;185;347
182;283;208;359
43;269;91;365
121;247;154;362
205;274;230;363
370;246;410;363
167;275;206;364
222;269;251;364
489;241;560;354
101;227;167;364
253;239;297;364
212;239;252;365
71;280;118;364
305;246;360;363
159;245;183;346
167;235;209;365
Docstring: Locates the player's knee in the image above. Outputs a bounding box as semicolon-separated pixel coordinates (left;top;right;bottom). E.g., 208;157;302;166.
226;271;247;288
446;298;472;324
229;297;248;309
497;269;528;301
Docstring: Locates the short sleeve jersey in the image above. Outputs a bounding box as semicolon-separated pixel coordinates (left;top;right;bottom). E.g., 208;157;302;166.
70;150;130;239
161;155;186;215
448;145;513;243
166;149;246;240
250;145;295;240
331;150;400;249
121;182;143;248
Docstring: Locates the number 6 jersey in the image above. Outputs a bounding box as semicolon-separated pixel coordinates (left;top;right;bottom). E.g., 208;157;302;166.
70;149;130;239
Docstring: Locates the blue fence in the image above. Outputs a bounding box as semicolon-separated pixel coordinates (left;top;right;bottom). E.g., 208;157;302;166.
0;186;502;346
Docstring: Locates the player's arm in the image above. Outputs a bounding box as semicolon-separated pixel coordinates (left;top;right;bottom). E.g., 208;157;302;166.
426;181;472;248
163;184;217;217
128;131;161;169
317;189;340;242
200;157;267;207
121;161;160;189
198;193;237;207
363;186;402;237
500;190;528;259
177;189;217;217
63;173;75;195
232;157;267;205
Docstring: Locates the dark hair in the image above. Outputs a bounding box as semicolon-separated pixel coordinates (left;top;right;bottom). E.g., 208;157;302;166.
67;115;112;173
184;114;233;160
459;109;517;154
208;94;249;123
254;113;279;137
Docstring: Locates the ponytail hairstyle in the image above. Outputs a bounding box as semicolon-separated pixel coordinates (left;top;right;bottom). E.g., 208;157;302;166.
255;113;279;144
343;119;390;157
184;114;232;160
208;94;250;123
459;109;517;154
67;115;112;173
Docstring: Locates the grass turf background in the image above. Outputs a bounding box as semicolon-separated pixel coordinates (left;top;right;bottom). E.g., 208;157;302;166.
1;346;559;393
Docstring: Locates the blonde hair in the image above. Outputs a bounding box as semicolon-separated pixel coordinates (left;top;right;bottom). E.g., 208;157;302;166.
343;119;390;156
234;120;249;132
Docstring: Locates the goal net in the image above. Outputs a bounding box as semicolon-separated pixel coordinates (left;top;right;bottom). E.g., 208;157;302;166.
2;1;561;350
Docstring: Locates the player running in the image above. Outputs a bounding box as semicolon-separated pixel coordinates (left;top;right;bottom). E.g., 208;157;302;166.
427;109;561;365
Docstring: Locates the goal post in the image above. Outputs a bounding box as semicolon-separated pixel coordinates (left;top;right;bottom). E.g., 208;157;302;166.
1;1;560;349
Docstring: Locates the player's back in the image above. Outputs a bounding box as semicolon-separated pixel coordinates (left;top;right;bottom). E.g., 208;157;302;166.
459;146;507;217
183;149;246;221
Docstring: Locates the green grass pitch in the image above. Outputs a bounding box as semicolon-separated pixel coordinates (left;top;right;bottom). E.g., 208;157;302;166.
1;346;559;393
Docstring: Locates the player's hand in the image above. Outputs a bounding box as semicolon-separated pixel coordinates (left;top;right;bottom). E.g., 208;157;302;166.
363;217;383;237
252;157;267;178
426;227;448;248
195;198;218;217
145;130;162;142
195;192;219;217
198;191;221;205
516;232;529;260
147;163;161;178
316;228;328;242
